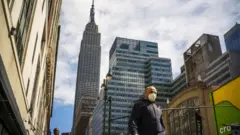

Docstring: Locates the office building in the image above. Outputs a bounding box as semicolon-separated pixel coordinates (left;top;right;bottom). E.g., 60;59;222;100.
171;71;187;97
184;34;222;86
72;0;101;134
201;24;240;87
224;23;240;51
92;37;172;135
204;51;240;87
92;91;104;135
0;0;61;135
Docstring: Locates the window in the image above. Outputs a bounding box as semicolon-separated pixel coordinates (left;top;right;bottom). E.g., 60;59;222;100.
147;45;157;48
48;0;53;15
7;0;15;12
119;43;129;49
30;58;41;116
32;34;38;63
147;50;158;54
15;0;37;65
26;79;30;95
42;0;45;11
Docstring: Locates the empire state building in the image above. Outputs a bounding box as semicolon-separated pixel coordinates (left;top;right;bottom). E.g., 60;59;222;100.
72;0;101;134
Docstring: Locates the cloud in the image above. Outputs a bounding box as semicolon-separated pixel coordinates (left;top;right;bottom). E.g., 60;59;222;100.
54;0;240;105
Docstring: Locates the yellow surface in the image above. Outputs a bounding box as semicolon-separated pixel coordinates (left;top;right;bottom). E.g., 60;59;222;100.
213;77;240;110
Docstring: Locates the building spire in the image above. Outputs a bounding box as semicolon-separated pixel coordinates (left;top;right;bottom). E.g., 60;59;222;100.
90;0;95;23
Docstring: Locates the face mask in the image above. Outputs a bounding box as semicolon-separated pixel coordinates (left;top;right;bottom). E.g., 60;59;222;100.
148;93;157;102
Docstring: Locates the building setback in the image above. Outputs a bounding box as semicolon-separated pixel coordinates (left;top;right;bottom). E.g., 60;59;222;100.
92;37;172;135
0;0;62;135
72;0;101;134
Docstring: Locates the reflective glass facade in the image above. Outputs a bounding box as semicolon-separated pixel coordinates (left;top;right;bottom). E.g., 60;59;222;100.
224;23;240;51
93;37;172;134
171;72;187;97
92;100;104;135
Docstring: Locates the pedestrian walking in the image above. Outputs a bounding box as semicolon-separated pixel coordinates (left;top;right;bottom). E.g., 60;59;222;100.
128;86;166;135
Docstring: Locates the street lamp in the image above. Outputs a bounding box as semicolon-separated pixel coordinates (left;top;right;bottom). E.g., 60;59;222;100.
106;69;112;81
102;70;112;135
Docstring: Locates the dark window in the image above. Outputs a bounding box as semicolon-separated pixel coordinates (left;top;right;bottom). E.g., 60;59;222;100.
147;50;158;54
119;43;129;49
147;45;157;48
7;0;15;12
15;0;36;65
30;57;41;116
48;0;53;15
32;34;38;63
41;25;46;58
26;79;30;95
42;0;45;11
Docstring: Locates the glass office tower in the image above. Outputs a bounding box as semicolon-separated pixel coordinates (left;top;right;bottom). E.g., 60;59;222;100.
224;23;240;51
92;37;172;134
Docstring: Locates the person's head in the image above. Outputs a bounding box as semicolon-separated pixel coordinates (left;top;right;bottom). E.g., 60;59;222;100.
53;128;60;135
145;86;157;102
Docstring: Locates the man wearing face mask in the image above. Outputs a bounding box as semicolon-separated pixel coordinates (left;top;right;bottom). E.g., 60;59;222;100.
128;86;165;135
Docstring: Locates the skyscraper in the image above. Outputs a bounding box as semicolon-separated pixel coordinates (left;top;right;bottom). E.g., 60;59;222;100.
72;0;101;134
92;37;172;135
224;23;240;51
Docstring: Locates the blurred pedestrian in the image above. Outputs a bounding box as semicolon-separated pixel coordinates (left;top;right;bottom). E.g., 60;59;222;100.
128;86;165;135
53;128;60;135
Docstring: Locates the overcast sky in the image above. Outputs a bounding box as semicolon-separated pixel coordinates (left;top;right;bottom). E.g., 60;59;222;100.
54;0;240;105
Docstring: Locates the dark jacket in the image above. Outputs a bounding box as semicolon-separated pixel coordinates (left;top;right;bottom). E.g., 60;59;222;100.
128;98;165;135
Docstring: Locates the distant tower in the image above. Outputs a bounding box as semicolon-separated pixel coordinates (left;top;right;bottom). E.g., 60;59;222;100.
72;0;101;134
